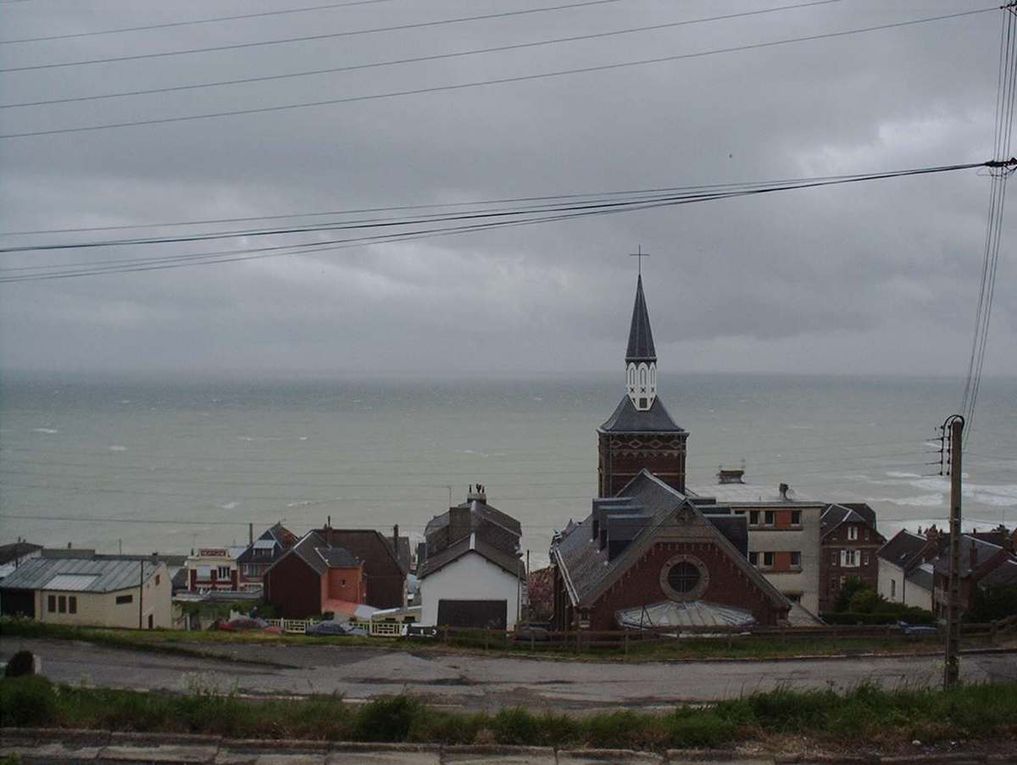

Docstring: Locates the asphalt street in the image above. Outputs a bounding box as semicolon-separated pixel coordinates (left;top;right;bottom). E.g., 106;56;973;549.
3;638;1016;712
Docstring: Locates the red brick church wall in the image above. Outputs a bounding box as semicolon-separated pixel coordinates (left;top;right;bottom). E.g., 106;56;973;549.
588;540;784;630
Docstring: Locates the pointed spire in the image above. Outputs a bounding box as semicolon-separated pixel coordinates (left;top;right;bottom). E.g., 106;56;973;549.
625;275;656;363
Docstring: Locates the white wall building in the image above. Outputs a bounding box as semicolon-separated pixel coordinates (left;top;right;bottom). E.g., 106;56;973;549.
0;556;171;629
689;480;824;615
418;533;526;630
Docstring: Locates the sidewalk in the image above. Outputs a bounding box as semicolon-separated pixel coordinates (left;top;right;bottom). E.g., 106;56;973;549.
3;729;1017;765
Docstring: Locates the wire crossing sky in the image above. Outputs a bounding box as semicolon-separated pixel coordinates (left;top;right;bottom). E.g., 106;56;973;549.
0;0;1014;379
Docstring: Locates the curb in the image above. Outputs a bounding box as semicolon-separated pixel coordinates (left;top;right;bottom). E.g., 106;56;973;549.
3;728;1017;765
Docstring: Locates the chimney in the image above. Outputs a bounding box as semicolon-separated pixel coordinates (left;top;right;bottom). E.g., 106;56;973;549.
969;538;978;570
717;467;745;485
778;483;790;500
449;504;471;544
249;523;254;547
392;524;400;556
467;483;487;503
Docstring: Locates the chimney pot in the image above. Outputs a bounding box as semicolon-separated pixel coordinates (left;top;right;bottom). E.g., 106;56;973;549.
779;483;790;500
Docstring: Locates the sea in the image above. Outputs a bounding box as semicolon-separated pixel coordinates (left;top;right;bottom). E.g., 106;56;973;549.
1;373;1015;568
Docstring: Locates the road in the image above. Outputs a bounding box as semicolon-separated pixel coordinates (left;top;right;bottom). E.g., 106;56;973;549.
3;638;1016;712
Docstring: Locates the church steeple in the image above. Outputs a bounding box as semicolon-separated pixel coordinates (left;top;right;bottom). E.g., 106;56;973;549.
625;275;657;411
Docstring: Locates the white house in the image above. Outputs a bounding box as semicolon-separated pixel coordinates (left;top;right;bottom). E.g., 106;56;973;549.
418;532;526;630
877;529;937;608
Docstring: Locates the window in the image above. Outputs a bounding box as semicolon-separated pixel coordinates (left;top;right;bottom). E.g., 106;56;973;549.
749;552;759;566
58;595;66;613
217;566;231;580
862;552;870;566
831;551;838;565
864;529;870;541
786;593;802;604
667;562;701;593
155;575;160;586
116;594;133;605
763;552;774;567
638;397;648;409
790;551;801;568
69;596;77;614
790;510;802;526
47;595;56;612
891;579;896;598
847;526;858;541
734;509;745;516
763;511;775;526
840;550;860;568
749;511;760;525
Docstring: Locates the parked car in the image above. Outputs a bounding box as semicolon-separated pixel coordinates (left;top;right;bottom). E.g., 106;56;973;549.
218;616;272;632
898;621;939;638
514;624;551;642
304;620;367;637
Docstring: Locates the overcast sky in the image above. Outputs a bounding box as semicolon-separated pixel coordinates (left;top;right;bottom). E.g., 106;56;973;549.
0;0;1014;379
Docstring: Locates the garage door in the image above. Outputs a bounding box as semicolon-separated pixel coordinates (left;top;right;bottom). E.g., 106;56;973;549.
436;599;507;629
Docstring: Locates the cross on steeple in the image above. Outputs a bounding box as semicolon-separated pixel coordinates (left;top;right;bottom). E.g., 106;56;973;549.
629;245;649;276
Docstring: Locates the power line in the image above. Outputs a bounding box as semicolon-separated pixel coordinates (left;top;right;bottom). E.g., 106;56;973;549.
0;7;995;140
0;0;628;73
0;161;989;282
0;0;401;45
0;0;841;110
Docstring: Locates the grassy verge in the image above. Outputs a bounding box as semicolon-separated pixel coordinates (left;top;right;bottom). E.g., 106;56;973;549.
3;676;1016;751
2;618;984;663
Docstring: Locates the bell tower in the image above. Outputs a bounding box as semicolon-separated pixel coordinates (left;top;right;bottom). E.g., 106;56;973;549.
598;271;688;497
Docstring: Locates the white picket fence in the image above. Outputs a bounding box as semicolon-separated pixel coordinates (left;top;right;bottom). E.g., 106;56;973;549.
263;617;407;636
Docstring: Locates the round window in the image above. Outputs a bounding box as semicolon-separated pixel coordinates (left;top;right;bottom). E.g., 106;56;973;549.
667;561;701;593
659;554;709;601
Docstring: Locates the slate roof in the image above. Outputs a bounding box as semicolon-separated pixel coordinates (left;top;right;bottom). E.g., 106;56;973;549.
237;522;297;564
821;503;880;539
552;470;787;610
0;541;42;566
425;500;522;538
932;536;1004;578
878;530;929;568
283;531;360;575
979;558;1017;589
0;556;160;593
417;532;525;579
598;395;684;433
626;274;656;362
905;562;935;591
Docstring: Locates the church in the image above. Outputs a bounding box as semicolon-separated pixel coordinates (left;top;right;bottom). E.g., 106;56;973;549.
550;273;792;631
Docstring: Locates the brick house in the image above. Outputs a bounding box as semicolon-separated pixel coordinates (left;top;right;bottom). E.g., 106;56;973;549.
551;470;790;631
236;522;297;587
819;502;885;612
931;535;1016;619
264;531;366;619
313;527;407;609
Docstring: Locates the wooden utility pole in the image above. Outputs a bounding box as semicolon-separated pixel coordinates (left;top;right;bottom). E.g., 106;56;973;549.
943;414;964;689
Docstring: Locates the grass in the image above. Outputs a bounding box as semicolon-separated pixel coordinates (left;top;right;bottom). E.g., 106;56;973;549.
1;617;980;664
2;675;1016;751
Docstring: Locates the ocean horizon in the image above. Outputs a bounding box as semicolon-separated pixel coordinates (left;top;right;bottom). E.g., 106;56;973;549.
1;371;1014;568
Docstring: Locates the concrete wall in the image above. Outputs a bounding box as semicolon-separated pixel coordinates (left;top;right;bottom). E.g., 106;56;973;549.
33;563;171;629
741;504;822;614
420;552;522;629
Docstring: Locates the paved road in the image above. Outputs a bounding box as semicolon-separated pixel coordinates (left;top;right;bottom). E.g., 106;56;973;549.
3;638;1016;712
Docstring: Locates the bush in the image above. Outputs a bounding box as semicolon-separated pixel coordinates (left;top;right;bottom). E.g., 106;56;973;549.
4;650;35;678
666;709;738;747
352;696;422;741
0;676;57;726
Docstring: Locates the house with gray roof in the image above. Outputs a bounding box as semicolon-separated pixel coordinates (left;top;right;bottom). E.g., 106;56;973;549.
877;528;941;610
418;485;526;630
0;554;171;629
263;530;366;619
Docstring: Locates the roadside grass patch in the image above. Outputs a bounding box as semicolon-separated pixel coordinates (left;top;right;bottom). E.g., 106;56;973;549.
3;674;1017;751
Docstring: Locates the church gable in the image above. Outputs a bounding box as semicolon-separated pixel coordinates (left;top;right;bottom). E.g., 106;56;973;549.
590;539;788;630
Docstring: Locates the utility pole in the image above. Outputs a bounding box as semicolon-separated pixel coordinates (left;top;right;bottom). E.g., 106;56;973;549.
943;414;964;689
